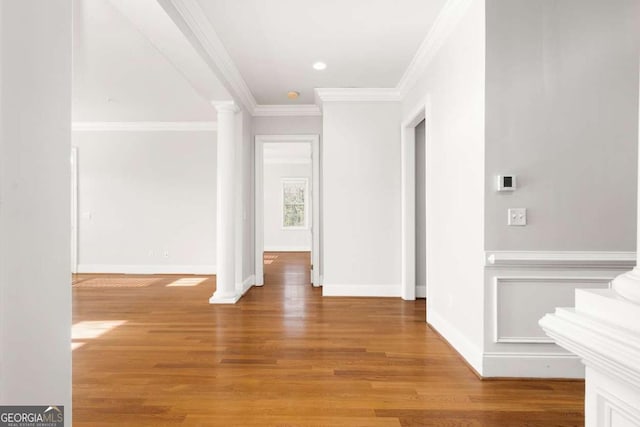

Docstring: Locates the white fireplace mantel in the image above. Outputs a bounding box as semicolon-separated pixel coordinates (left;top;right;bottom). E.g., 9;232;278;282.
540;289;640;427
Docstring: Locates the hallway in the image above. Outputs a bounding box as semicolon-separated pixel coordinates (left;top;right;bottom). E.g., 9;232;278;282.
72;253;584;426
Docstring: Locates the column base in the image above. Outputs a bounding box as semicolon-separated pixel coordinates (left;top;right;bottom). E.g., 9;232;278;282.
209;292;240;304
612;267;640;304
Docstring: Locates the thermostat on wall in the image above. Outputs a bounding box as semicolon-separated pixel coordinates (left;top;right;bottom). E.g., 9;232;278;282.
497;175;516;191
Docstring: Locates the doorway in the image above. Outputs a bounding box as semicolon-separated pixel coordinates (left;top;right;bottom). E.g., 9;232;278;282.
401;102;428;300
255;135;321;287
415;120;426;299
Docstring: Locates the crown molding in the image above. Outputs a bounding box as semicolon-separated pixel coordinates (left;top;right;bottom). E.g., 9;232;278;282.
253;104;322;117
72;121;218;132
163;0;257;114
161;0;472;114
397;0;473;98
314;88;401;104
211;100;240;113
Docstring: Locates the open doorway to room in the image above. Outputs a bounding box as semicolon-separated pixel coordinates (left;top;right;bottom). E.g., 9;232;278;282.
255;135;320;288
401;104;427;301
415;120;426;299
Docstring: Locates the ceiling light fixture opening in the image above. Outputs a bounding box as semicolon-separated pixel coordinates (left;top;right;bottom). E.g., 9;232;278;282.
313;62;327;71
287;91;300;100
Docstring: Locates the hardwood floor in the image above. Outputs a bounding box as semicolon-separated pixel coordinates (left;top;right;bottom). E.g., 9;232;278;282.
72;252;584;426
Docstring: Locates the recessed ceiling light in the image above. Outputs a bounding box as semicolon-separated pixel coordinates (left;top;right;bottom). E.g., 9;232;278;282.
313;62;327;71
287;91;300;100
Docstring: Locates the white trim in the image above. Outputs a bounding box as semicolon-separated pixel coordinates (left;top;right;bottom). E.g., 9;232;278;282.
253;104;322;117
427;309;483;375
161;0;475;114
322;284;401;298
486;251;636;269
401;98;428;301
264;158;312;165
77;264;216;275
482;351;584;379
264;246;311;253
164;0;257;114
575;289;640;335
314;88;401;104
311;134;321;288
493;276;612;344
255;135;321;287
397;0;474;98
597;380;640;427
240;274;255;295
540;306;640;388
256;135;320;144
72;121;218;132
211;100;240;113
209;293;241;304
255;139;265;286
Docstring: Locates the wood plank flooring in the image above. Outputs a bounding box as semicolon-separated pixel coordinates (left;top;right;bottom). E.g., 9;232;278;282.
72;252;584;426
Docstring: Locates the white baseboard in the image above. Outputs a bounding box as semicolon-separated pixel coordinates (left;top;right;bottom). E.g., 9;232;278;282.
482;352;584;378
322;284;400;297
428;309;483;375
240;275;255;296
209;292;240;304
264;246;311;252
77;264;216;275
416;285;426;298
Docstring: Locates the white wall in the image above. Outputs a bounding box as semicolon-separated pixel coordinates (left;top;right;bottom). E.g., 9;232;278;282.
322;102;402;296
74;131;217;274
402;0;486;372
481;0;640;378
264;162;312;251
240;110;255;284
253;116;322;136
0;1;72;424
485;0;639;251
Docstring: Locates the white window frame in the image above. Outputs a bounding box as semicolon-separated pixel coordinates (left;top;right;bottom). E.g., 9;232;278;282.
281;177;309;230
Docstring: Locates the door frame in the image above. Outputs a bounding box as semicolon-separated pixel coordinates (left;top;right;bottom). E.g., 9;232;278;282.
254;134;321;287
401;99;429;300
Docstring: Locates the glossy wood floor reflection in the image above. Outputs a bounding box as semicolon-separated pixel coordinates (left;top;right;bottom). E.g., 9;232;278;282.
72;252;584;426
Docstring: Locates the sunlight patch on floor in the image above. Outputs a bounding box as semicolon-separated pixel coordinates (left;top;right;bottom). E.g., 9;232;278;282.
72;320;127;350
166;277;207;287
73;277;157;288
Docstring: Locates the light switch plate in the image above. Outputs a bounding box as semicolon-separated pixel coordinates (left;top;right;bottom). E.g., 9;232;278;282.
508;208;527;226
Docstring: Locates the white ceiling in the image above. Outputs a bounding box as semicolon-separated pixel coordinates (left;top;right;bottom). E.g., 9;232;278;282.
196;0;448;104
73;0;229;121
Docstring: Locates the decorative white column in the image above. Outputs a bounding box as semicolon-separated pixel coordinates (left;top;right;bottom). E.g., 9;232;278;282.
210;101;240;304
540;68;640;426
